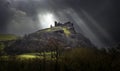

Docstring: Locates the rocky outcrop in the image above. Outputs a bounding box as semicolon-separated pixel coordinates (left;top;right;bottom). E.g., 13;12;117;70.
5;22;95;54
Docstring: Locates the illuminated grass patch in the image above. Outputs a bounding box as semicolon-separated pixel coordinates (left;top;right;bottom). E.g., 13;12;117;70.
17;55;40;59
63;28;71;36
40;26;71;37
16;52;55;59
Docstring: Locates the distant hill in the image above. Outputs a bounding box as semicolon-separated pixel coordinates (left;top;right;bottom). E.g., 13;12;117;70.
5;22;95;54
0;34;18;41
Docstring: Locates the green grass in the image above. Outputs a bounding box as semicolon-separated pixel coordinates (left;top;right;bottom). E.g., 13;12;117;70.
63;27;71;36
0;55;42;60
1;47;120;71
17;54;40;59
44;27;71;36
0;52;55;60
45;27;61;32
0;34;18;41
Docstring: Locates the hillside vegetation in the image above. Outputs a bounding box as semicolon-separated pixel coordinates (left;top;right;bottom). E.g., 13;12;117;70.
0;34;18;41
0;47;120;71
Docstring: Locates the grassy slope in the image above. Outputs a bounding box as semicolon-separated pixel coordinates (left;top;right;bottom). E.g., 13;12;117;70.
0;34;18;41
17;52;51;59
0;52;55;60
44;26;71;36
0;27;70;59
0;34;18;52
15;27;70;59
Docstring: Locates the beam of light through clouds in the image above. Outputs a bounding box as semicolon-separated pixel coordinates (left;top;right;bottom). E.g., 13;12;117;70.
63;8;104;48
38;12;58;29
81;10;112;39
80;9;114;47
0;0;119;48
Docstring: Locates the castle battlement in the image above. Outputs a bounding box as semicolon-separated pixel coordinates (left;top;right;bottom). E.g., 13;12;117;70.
54;21;76;34
54;21;73;27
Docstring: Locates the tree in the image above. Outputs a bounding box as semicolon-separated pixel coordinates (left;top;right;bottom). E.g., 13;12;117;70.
0;42;5;56
47;37;65;71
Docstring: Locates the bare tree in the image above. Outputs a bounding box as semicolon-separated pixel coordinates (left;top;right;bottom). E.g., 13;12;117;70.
47;37;65;71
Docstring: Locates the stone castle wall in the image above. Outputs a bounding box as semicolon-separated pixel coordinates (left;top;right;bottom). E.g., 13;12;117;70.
54;21;76;34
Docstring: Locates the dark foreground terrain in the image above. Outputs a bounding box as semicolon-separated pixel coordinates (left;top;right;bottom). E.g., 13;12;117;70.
1;47;120;71
0;22;120;71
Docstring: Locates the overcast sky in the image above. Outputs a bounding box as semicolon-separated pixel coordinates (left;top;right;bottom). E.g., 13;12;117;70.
0;0;120;48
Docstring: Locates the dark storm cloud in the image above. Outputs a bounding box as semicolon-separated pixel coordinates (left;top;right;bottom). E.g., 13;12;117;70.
63;0;120;46
0;0;120;47
0;0;13;33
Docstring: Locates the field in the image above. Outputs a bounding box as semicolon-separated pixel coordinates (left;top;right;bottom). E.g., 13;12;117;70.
0;52;55;60
0;48;120;71
0;34;18;41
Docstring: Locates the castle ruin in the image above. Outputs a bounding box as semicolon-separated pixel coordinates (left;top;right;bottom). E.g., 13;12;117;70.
54;21;76;34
